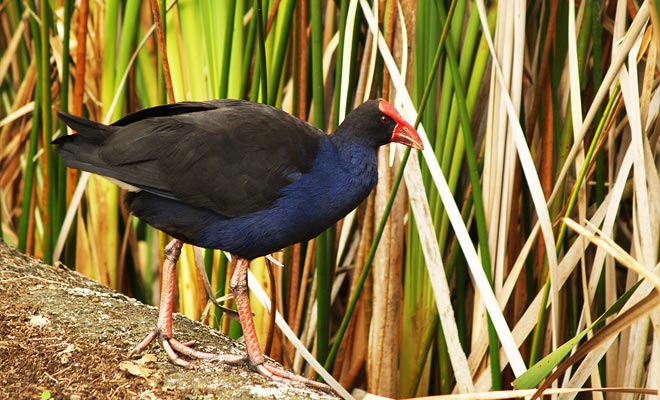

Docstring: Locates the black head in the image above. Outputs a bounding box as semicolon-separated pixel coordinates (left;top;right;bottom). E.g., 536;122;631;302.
334;99;423;150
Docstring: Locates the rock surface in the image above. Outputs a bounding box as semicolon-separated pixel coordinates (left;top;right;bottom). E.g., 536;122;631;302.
0;241;337;399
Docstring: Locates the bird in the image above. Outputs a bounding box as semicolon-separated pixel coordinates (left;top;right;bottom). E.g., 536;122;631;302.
53;98;423;389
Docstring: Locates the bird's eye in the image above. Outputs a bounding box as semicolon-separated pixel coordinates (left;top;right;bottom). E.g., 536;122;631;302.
380;115;392;124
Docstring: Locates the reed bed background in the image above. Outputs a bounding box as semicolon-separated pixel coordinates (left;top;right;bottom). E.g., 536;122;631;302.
1;0;659;398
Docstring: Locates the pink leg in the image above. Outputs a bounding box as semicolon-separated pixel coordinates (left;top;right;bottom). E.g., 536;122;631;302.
230;257;329;390
129;242;329;390
129;239;244;367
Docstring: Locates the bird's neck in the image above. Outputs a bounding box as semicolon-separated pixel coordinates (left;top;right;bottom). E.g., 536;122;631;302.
329;133;379;169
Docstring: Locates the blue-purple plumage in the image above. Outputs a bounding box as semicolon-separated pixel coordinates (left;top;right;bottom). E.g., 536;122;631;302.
53;99;422;259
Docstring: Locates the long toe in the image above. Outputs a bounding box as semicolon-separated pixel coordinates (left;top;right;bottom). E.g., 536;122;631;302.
253;362;332;392
130;328;228;367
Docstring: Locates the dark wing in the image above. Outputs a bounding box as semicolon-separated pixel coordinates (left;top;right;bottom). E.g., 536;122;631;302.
55;100;324;216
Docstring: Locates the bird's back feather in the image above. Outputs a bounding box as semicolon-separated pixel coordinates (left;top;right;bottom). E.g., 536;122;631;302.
53;100;324;217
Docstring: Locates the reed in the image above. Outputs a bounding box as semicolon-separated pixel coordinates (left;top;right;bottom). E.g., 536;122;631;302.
1;1;658;398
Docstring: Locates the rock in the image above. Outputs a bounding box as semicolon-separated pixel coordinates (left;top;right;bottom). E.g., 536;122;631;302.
0;241;337;400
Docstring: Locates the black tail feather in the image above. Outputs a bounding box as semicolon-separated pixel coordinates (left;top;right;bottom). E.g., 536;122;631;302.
55;112;114;143
53;113;110;175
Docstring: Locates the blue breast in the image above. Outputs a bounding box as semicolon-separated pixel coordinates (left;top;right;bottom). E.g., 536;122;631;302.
195;139;379;259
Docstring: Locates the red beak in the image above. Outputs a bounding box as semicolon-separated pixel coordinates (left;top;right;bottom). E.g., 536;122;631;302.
378;100;424;150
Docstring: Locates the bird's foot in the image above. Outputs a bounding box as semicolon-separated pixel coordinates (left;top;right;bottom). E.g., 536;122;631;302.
129;329;331;391
129;328;231;367
249;360;332;392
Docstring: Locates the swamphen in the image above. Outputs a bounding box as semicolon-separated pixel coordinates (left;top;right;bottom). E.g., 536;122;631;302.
53;99;423;388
